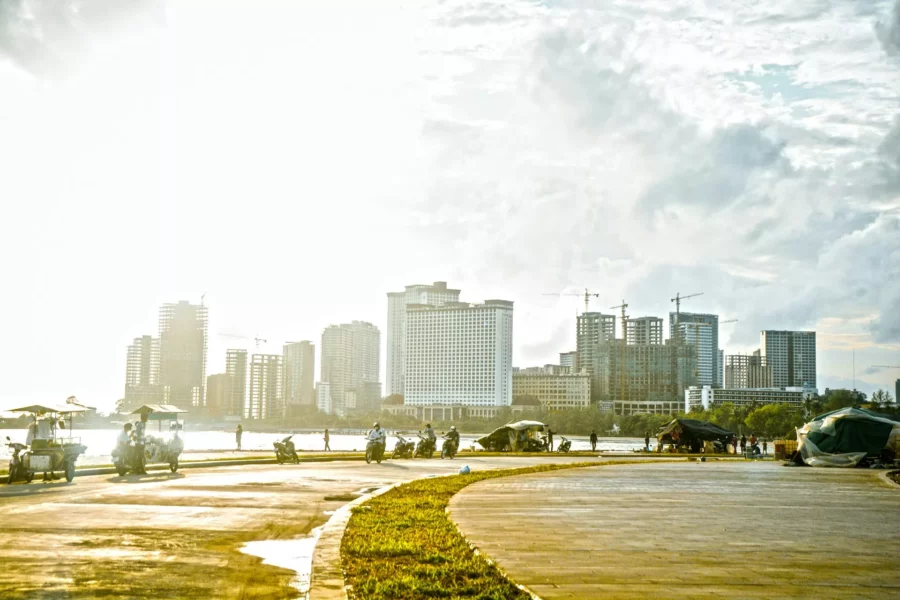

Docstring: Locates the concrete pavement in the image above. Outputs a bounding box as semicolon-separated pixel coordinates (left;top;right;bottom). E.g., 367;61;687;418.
0;454;610;599
449;461;900;599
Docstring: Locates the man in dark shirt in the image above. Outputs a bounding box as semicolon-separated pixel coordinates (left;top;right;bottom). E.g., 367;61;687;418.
589;429;598;451
546;427;555;451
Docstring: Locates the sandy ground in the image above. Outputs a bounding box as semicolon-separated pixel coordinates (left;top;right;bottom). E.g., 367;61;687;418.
0;454;610;599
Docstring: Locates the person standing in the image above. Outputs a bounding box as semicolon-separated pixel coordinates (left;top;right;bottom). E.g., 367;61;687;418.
644;431;650;452
732;435;738;454
546;427;555;452
589;429;598;452
324;428;331;452
762;439;768;456
235;424;243;451
740;434;747;455
133;412;148;474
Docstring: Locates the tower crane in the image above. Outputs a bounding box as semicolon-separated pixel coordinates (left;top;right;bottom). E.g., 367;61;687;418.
610;300;629;409
218;333;268;349
543;288;601;314
670;292;703;344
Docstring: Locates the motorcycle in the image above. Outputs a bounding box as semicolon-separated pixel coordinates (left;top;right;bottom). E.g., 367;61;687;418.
365;436;385;464
274;435;299;464
392;435;415;459
6;438;33;484
441;436;458;459
414;434;435;459
557;437;572;453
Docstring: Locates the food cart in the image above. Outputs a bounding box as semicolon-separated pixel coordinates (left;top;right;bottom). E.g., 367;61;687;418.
125;404;187;473
7;403;89;483
477;421;547;452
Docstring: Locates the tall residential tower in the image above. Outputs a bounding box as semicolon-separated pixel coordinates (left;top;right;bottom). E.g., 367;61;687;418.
760;330;817;388
158;300;208;410
320;321;381;415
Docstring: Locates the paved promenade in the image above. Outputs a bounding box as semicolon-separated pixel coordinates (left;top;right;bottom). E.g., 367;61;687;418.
450;461;900;599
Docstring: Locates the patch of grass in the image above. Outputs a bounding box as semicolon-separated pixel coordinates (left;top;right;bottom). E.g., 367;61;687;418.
341;461;615;599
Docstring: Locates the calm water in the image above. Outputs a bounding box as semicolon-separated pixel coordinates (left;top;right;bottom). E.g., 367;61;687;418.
1;427;646;464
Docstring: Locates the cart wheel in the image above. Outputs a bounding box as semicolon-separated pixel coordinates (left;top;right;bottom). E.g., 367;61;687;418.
65;461;75;483
170;459;178;473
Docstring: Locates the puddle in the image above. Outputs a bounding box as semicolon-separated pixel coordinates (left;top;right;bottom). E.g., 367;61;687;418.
240;525;324;598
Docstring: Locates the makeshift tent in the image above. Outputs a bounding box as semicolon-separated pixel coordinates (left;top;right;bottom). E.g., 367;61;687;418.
797;407;900;467
657;418;733;452
477;421;545;452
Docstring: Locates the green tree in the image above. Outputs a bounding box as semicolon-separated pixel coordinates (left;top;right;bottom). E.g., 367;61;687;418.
744;404;804;439
870;389;893;408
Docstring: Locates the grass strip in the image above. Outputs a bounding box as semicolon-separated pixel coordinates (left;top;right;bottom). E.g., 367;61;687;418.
341;461;619;599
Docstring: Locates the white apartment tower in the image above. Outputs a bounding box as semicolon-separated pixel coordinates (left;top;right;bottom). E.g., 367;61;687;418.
405;299;514;407
387;282;461;396
761;330;817;388
670;312;719;388
320;321;381;415
247;354;283;420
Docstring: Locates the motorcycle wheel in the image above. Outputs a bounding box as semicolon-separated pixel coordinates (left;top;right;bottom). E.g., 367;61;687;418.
293;454;300;464
276;455;284;465
441;447;448;459
26;471;34;483
6;464;15;484
115;463;127;477
392;450;399;459
65;461;75;483
170;459;178;473
365;448;372;464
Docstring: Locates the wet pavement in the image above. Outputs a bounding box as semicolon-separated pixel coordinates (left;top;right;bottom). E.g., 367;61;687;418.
450;461;900;599
0;454;611;599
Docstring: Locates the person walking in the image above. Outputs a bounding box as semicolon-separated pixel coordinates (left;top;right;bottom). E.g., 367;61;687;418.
731;435;738;454
546;427;555;452
589;429;598;452
323;428;331;452
235;424;243;451
740;434;747;455
644;431;650;453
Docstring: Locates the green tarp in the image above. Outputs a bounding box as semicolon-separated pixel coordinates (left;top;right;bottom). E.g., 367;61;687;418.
797;407;900;467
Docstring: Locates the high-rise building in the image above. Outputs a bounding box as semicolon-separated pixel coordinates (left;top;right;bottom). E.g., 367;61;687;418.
225;349;248;417
123;335;166;411
670;312;719;388
317;382;333;414
587;339;696;414
576;312;616;394
320;321;381;415
206;373;233;417
559;351;576;370
247;354;283;419
717;349;724;388
760;330;817;388
405;299;514;407
725;351;773;389
387;282;460;396
626;317;663;345
282;341;316;415
158;300;208;411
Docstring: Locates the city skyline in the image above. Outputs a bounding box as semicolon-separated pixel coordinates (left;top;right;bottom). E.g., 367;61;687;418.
2;2;899;412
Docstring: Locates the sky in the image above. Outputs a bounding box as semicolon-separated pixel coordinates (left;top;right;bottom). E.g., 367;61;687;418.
1;0;899;413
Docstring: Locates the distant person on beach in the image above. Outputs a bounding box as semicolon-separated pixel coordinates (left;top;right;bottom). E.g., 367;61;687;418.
235;424;243;451
644;432;650;452
589;430;598;451
324;428;331;452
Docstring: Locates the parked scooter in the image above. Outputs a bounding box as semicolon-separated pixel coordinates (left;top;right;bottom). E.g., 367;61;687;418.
557;437;572;453
274;435;300;464
111;440;148;476
414;434;435;459
365;437;385;464
392;435;415;459
6;437;33;484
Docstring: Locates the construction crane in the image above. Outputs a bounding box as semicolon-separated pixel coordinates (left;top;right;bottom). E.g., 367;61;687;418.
543;288;601;314
670;292;703;344
219;333;268;348
610;300;629;408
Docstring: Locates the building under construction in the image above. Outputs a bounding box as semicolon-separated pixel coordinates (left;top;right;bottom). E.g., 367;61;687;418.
586;339;697;415
158;300;208;412
725;350;773;389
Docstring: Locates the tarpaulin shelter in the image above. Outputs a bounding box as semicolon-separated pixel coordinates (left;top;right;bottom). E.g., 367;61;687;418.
477;421;545;452
797;407;900;467
657;418;733;452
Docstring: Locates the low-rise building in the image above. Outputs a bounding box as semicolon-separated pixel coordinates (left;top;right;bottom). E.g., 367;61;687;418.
685;385;817;412
512;366;590;410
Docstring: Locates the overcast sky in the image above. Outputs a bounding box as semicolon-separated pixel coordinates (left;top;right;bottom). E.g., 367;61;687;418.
1;0;899;412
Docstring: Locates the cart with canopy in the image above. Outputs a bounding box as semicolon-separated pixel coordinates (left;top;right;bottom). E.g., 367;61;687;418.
6;403;89;483
477;420;546;452
126;404;187;473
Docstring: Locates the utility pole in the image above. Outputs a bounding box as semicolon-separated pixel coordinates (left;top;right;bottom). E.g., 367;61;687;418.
610;300;628;413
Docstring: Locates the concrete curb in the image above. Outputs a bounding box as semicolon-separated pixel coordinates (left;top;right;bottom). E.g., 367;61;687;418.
878;469;899;488
309;482;404;600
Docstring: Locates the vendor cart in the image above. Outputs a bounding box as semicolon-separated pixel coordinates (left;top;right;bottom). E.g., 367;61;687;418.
7;403;89;483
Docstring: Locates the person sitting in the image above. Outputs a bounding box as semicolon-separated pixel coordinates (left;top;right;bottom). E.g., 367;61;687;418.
421;423;436;452
445;426;460;454
113;423;133;459
367;422;386;458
